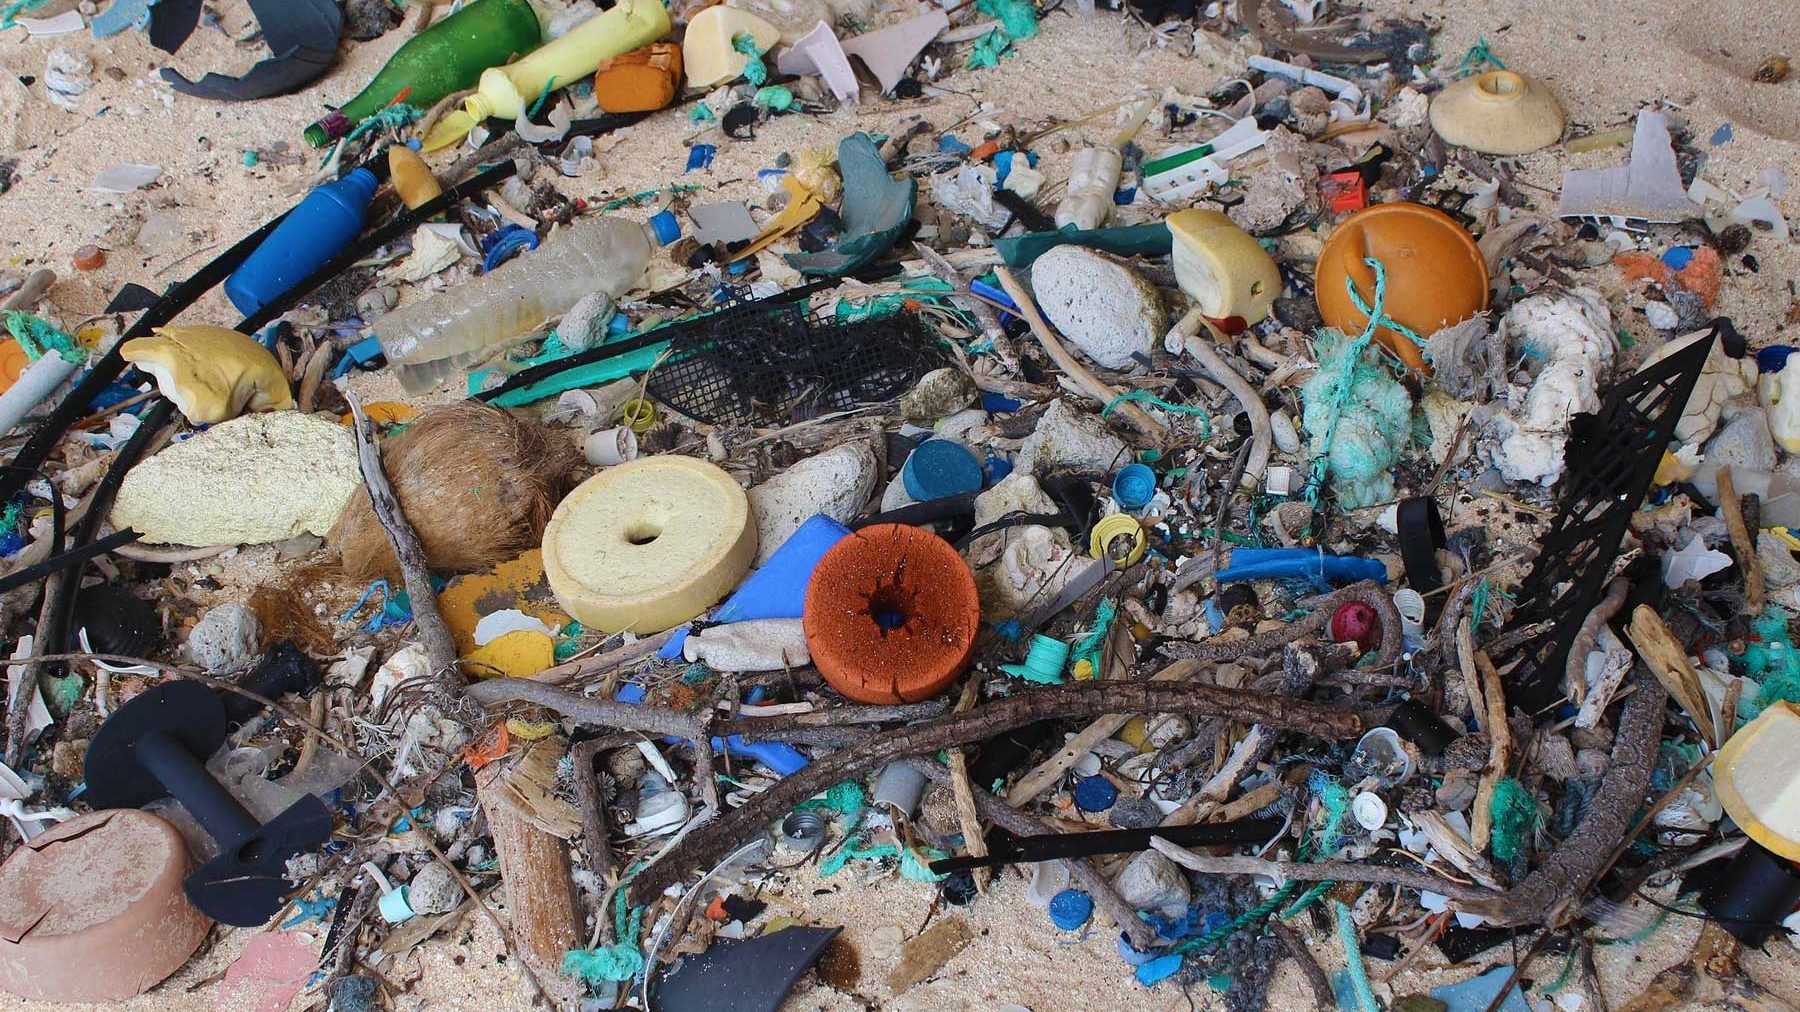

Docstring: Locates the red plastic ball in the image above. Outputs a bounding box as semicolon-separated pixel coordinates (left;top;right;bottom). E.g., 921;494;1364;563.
1330;601;1380;651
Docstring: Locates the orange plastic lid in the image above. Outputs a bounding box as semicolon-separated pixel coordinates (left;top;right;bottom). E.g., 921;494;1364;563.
1315;203;1489;373
804;524;980;704
0;340;28;394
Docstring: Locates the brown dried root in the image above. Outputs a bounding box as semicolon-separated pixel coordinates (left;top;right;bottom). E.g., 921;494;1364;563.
332;401;580;580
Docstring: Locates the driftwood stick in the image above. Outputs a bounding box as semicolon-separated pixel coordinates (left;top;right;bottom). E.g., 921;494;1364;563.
1470;647;1511;853
346;395;459;681
625;680;1366;904
470;678;708;739
909;757;1158;950
1273;920;1335;1009
1626;606;1715;747
1148;837;1501;904
1716;466;1766;614
1565;579;1631;707
1460;672;1666;927
346;393;576;1001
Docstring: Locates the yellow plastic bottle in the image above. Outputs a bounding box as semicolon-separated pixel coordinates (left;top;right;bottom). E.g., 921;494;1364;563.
425;0;671;151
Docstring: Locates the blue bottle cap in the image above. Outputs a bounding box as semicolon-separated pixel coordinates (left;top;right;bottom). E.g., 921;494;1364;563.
1048;889;1093;930
1661;246;1694;271
649;209;681;245
903;440;984;501
1073;774;1118;813
1112;463;1157;511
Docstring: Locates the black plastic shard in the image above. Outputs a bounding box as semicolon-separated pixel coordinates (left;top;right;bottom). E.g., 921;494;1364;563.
1490;322;1718;714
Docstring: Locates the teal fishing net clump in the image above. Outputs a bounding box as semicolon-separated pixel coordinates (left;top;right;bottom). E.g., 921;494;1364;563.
1301;329;1411;508
1746;606;1800;716
976;0;1039;40
6;312;85;364
1488;777;1540;870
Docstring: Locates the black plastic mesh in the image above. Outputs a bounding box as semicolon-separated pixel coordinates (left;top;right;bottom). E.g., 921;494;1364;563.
1492;324;1718;714
646;299;943;426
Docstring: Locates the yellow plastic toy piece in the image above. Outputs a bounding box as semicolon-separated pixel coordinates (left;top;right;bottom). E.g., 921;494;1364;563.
119;325;294;425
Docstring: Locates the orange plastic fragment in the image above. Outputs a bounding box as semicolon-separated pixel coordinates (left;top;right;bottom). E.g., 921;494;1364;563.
462;721;511;768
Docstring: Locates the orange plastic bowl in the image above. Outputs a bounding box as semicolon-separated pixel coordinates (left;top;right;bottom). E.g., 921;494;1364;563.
1315;203;1489;373
803;523;980;704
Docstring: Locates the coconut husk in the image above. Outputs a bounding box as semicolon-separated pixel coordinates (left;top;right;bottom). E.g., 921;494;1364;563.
332;401;581;580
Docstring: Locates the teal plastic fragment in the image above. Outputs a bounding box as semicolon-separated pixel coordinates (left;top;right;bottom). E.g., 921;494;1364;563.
991;223;1172;267
785;133;916;277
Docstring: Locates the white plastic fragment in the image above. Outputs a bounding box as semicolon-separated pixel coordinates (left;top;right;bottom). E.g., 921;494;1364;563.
89;163;163;194
681;617;811;670
1661;533;1733;588
1558;110;1696;222
473;610;555;647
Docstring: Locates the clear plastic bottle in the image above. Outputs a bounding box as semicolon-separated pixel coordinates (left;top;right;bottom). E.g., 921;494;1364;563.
376;215;655;393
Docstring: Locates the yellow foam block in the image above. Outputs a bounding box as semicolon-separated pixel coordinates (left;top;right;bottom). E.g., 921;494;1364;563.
1166;209;1281;324
1715;701;1800;860
542;456;756;634
466;630;556;679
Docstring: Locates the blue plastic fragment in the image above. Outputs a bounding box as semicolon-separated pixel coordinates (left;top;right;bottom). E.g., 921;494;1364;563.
1431;967;1530;1012
686;144;717;171
939;135;972;156
980;391;1023;413
648;209;681;245
1136;954;1183;986
1661;246;1694;270
984;453;1013;484
994;149;1016;187
1112;463;1156;511
481;224;540;273
1116;934;1158;966
1757;344;1798;374
1216;548;1388;586
1711;123;1734;146
1072;774;1118;813
1048;889;1093;930
92;0;153;37
660;514;850;660
332;336;386;379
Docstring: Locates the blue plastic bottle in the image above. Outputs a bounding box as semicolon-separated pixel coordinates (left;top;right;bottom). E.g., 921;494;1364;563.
225;167;380;316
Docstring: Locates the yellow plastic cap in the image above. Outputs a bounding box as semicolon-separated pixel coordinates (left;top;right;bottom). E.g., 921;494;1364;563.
1715;701;1800;860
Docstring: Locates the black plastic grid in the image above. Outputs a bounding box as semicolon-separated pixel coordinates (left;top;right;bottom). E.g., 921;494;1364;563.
1492;324;1718;714
646;299;943;425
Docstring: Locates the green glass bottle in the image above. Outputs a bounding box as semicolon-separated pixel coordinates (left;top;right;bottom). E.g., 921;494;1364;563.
303;0;543;148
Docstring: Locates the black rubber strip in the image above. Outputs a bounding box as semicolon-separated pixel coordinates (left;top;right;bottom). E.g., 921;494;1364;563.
1396;494;1445;593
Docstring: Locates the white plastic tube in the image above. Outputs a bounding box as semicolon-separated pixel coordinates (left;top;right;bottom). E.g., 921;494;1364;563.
0;351;78;435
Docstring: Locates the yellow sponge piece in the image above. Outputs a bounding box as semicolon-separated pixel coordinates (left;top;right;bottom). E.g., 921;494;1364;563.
542;456;756;634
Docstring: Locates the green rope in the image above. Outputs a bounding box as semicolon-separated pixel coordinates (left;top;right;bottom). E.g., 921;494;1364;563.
1068;598;1116;679
528;76;559;118
1334;900;1380;1012
343;103;422;146
1456;37;1506;77
1102;389;1213;437
1540;946;1579;995
0;0;51;28
561;871;646;983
